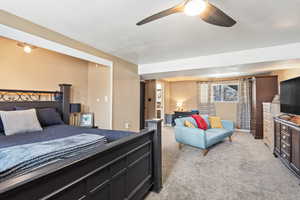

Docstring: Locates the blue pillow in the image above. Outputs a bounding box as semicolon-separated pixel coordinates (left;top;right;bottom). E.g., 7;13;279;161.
15;107;64;127
37;108;64;126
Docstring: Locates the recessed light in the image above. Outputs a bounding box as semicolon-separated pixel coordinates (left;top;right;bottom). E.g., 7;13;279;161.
17;42;37;53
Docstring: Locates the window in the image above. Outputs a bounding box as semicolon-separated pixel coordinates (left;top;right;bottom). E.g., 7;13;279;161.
212;84;239;102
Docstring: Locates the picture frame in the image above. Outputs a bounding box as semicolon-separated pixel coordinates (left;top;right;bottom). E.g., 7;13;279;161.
79;113;94;128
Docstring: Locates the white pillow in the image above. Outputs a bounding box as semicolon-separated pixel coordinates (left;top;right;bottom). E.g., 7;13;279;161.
0;109;43;136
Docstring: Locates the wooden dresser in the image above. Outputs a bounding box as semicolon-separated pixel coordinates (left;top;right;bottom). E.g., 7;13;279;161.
251;76;278;139
274;118;300;178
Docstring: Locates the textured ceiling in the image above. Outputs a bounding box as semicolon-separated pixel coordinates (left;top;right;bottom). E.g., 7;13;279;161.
1;0;300;64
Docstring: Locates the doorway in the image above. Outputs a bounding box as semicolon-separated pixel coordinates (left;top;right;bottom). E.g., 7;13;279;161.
142;80;165;124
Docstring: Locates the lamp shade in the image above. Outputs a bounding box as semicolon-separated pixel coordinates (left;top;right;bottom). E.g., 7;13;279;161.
70;103;81;113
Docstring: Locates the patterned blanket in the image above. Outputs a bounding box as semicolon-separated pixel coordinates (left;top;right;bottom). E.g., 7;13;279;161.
0;133;106;178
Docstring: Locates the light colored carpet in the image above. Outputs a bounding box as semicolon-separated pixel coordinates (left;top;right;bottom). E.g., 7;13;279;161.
146;127;300;200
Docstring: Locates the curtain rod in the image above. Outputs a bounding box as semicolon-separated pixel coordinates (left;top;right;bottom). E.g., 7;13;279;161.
196;74;276;83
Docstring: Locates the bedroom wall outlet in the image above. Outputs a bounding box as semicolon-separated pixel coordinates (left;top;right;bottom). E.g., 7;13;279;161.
124;122;130;129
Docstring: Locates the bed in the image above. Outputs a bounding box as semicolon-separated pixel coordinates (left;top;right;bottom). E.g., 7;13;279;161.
0;84;162;200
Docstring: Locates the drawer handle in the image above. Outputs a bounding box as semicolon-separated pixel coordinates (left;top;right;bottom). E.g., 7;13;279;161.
282;135;286;139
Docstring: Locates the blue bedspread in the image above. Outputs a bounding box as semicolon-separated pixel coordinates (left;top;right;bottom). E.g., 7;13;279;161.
0;125;134;179
0;125;133;149
0;134;106;178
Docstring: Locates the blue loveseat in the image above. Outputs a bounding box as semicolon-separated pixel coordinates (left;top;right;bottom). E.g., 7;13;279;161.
174;116;234;156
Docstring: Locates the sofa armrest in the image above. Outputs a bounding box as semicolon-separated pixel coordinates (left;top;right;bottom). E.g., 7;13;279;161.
222;120;235;131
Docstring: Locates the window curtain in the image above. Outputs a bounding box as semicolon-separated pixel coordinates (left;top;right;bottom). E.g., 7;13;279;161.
197;82;216;115
236;79;251;130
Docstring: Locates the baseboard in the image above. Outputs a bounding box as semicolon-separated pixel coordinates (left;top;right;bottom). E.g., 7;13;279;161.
235;129;250;133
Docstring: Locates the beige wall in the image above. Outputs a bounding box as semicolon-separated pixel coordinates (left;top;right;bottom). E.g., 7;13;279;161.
0;37;89;107
215;103;237;123
169;81;198;111
87;63;112;129
165;80;238;123
0;10;140;131
163;81;171;114
112;59;140;131
272;68;300;83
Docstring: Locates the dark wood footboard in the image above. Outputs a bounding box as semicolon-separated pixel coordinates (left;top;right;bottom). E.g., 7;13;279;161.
0;120;162;200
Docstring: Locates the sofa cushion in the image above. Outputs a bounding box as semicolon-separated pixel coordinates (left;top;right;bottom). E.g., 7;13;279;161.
184;120;196;128
205;128;232;147
209;116;223;128
192;115;208;130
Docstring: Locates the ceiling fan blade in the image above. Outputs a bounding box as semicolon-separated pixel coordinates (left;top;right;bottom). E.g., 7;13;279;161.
199;2;236;27
136;3;185;26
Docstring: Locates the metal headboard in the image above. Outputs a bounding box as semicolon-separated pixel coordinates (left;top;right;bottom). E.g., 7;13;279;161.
0;84;72;124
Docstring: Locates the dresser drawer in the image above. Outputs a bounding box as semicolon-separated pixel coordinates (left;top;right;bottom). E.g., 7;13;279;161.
281;152;290;161
281;130;290;137
274;119;300;180
281;124;289;132
281;133;290;144
281;142;290;155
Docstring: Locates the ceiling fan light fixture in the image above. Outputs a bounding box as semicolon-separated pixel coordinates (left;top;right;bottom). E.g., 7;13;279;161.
136;0;236;27
184;0;207;16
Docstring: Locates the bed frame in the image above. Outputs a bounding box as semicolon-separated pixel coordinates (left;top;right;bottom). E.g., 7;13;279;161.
0;84;162;200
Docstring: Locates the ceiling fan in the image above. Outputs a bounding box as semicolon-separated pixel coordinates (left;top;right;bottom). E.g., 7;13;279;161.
136;0;236;27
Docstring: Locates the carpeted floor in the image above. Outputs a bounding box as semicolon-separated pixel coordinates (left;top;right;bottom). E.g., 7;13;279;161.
146;127;300;200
